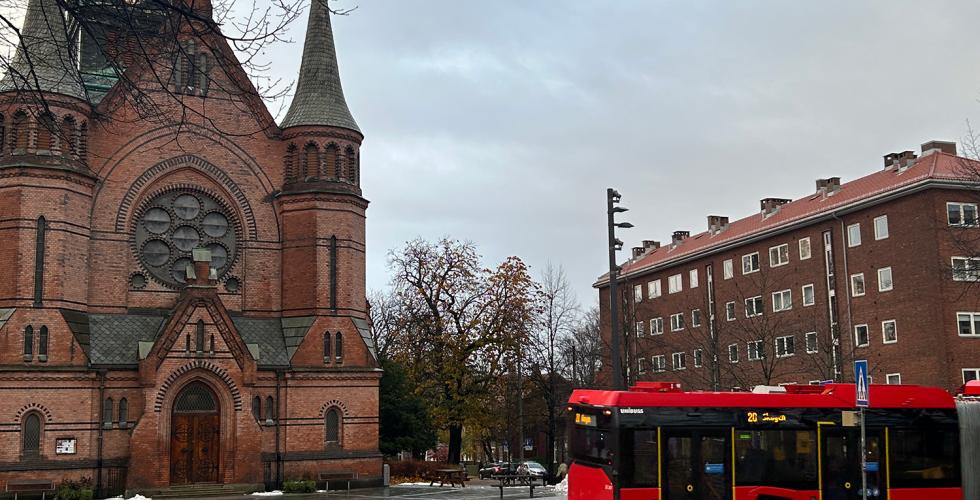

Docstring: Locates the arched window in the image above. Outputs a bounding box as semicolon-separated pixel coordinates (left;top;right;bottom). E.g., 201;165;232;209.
323;332;331;362
335;332;343;363
325;408;340;445
264;396;275;422
345;147;357;184
23;326;33;361
38;326;48;362
252;396;261;420
34;216;45;306
22;413;41;457
195;320;204;353
179;40;197;93
118;398;128;428
284;144;297;182
60;116;76;156
197;53;210;96
302;143;319;180
323;144;338;178
36;113;54;151
77;122;87;160
11;111;28;151
103;398;113;427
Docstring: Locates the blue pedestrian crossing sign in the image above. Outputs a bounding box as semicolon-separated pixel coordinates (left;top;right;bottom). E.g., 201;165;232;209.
854;359;869;407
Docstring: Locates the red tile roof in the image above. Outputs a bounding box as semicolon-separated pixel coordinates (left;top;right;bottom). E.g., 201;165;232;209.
599;152;980;286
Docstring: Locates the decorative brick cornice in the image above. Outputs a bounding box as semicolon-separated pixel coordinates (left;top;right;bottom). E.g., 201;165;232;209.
15;403;53;422
318;399;349;418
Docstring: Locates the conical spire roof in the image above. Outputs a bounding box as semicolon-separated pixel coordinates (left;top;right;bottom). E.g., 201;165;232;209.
0;0;86;99
280;0;360;133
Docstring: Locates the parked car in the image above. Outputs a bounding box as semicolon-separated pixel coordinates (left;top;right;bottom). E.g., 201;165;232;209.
479;462;509;479
522;461;548;481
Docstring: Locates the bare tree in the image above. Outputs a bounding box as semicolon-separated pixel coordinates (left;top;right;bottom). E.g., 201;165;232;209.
559;306;602;388
367;288;400;362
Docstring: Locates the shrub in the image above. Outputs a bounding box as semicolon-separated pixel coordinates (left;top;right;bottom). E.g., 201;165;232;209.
282;479;316;493
54;477;94;500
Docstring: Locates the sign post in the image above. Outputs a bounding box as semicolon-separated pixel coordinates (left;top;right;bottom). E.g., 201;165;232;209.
854;359;869;500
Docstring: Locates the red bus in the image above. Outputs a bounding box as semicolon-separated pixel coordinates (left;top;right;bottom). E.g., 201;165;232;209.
568;382;968;500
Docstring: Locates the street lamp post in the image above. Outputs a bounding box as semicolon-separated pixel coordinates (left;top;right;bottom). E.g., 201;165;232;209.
606;188;632;391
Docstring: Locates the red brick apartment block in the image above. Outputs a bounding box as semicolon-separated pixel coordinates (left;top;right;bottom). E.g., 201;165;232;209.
0;0;381;494
597;141;980;393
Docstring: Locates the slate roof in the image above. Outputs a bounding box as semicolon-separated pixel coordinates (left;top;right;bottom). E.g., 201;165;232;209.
601;152;980;285
86;313;166;365
279;0;360;132
0;309;14;332
281;316;316;359
0;0;86;99
232;316;291;367
352;317;377;362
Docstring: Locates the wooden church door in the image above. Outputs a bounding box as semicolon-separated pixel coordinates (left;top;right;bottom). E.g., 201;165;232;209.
171;382;220;484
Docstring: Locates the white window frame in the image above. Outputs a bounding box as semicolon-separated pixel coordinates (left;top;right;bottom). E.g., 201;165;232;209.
691;309;702;327
668;274;683;294
745;296;764;317
652;355;666;373
958;312;980;337
633;284;643;302
799;237;811;260
964;368;980;383
885;373;901;385
877;267;893;292
689;269;699;288
882;319;898;344
728;344;739;363
775;335;795;358
726;301;736;321
802;284;815;306
650;317;664;336
693;349;703;368
672;352;686;371
847;223;861;247
805;332;818;353
947;202;979;227
742;252;760;274
873;215;889;240
952;257;980;282
723;259;734;280
636;321;645;337
747;340;764;361
854;324;870;347
772;289;792;312
637;357;646;375
850;273;866;297
648;279;662;298
769;243;790;267
670;313;685;332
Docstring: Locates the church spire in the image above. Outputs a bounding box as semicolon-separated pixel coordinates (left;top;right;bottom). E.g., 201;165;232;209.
280;0;360;133
0;0;86;100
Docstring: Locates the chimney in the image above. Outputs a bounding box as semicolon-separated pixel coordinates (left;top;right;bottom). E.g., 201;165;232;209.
707;215;730;233
632;247;645;258
642;240;661;251
760;198;791;216
671;231;690;245
883;150;917;170
816;177;841;196
921;140;956;156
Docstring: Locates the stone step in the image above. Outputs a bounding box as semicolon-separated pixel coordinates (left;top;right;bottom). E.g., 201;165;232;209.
143;483;258;499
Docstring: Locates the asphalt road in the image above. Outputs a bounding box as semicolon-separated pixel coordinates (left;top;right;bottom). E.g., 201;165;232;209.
175;484;566;500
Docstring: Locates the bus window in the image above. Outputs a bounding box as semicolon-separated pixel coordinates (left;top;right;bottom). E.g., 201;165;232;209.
890;428;960;488
620;430;658;487
735;429;817;489
571;426;611;465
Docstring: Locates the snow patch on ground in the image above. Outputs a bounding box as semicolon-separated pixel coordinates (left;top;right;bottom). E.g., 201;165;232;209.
249;491;283;496
106;495;153;500
554;475;568;493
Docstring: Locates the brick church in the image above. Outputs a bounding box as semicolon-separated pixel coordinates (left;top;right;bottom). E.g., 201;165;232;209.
0;0;381;494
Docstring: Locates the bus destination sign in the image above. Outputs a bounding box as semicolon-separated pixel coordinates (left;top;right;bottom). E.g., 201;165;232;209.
745;410;789;425
574;413;597;427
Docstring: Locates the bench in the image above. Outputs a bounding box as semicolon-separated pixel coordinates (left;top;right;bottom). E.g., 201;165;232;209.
5;480;55;500
318;471;355;493
492;474;536;498
428;468;466;488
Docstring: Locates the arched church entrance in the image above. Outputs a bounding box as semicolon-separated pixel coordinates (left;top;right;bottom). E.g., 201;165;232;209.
170;381;221;484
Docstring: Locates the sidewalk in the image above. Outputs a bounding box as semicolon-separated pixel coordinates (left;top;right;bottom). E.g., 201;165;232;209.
154;484;565;500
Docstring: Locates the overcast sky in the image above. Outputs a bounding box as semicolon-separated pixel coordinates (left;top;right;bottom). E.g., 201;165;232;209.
269;0;980;308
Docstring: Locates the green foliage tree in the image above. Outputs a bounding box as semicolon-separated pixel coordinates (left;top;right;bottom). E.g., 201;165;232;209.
378;358;436;458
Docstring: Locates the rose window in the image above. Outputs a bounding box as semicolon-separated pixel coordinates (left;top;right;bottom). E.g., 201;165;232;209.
135;191;238;287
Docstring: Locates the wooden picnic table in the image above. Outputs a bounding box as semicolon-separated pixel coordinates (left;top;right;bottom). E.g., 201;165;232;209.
491;474;539;498
429;468;467;487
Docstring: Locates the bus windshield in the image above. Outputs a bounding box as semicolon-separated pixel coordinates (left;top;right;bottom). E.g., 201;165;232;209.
570;426;611;464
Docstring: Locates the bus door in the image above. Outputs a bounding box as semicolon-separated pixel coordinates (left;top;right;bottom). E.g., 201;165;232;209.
820;427;885;500
662;428;730;500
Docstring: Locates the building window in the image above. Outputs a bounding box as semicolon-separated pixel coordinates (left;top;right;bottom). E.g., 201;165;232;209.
742;252;760;274
964;368;980;383
693;349;703;368
10;111;28;151
957;312;980;337
119;398;128;428
265;396;275;423
635;321;645;337
728;344;739;363
776;335;795;357
323;332;331;362
745;296;764;317
947;202;979;226
847;223;861;247
802;284;815;306
668;274;683;294
850;273;866;297
882;320;897;344
195;319;205;353
22;413;40;457
252;396;261;420
672;352;686;370
23;326;33;361
726;301;736;321
650;317;664;335
633;284;643;302
647;280;661;298
772;289;792;312
38;326;48;362
854;324;870;347
34;216;45;305
747;340;764;361
689;269;699;288
637;357;646;375
769;244;789;267
335;332;343;363
691;309;702;327
670;313;685;332
723;259;734;279
952;257;980;282
878;267;893;291
652;355;666;372
103;398;113;428
805;332;818;353
886;373;901;385
325;408;341;445
873;215;889;240
799;237;811;260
